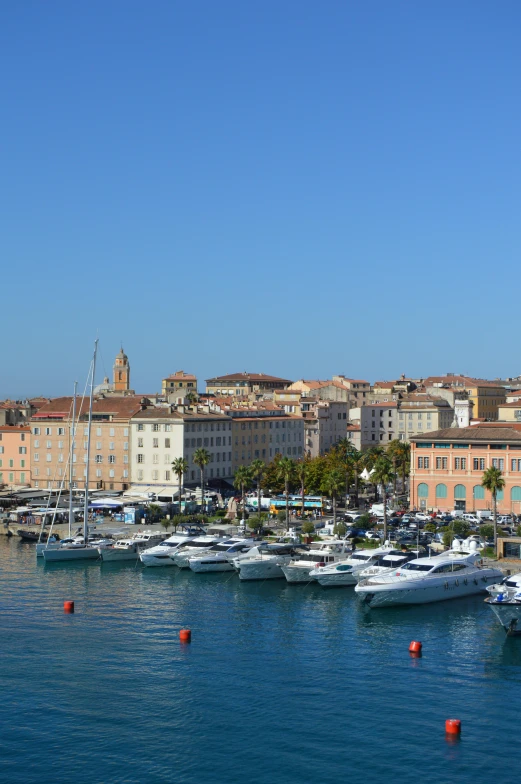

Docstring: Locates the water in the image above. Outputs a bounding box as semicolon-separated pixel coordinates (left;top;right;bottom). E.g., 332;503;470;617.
0;537;519;784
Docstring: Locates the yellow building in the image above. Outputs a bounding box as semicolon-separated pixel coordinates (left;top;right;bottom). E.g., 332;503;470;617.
161;371;198;398
425;375;505;420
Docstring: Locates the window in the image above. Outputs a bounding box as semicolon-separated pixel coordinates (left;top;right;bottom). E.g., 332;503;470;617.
454;484;466;499
165;424;171;432
96;428;102;436
109;442;114;450
95;455;102;463
480;458;485;470
58;427;65;436
96;469;102;478
9;459;13;467
137;423;144;431
124;441;128;450
19;446;27;454
153;454;159;464
34;453;39;462
153;438;159;448
417;483;428;498
96;442;102;450
473;485;485;500
46;454;51;462
34;440;39;448
165;438;170;448
153;424;159;432
165;471;171;481
435;483;447;498
109;428;115;437
109;469;115;478
33;427;40;435
123;470;128;478
137;470;143;481
137;438;143;448
45;428;51;436
137;454;144;463
474;458;479;470
46;441;52;449
108;455;115;464
124;428;128;436
418;457;424;468
124;455;128;464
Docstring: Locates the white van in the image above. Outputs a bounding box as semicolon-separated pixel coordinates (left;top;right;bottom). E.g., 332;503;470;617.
476;510;492;521
462;513;480;526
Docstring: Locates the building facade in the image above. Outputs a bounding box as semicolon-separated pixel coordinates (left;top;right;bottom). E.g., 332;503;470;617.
410;426;521;514
230;409;304;472
0;425;31;488
161;371;198;398
206;372;291;397
301;400;348;457
425;375;506;420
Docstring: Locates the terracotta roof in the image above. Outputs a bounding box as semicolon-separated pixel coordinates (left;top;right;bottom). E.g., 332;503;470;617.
206;372;292;384
411;426;521;442
0;425;30;432
498;402;521;408
424;375;506;389
163;371;197;381
368;402;398;408
372;381;394;389
31;396;144;420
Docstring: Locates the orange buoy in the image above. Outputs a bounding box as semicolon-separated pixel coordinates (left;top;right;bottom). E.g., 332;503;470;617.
64;601;75;613
445;719;461;734
179;629;192;643
409;640;422;653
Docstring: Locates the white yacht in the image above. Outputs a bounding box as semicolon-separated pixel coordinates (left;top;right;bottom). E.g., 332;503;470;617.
170;536;226;568
139;534;195;567
235;543;305;581
356;550;422;581
485;573;521;635
280;541;350;584
188;539;257;573
100;531;169;562
355;544;503;607
309;546;408;587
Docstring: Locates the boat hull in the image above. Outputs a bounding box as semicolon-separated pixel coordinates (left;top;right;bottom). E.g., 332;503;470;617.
486;599;521;635
99;547;139;562
42;547;100;562
314;571;358;587
36;542;62;558
280;565;317;584
140;553;177;567
189;559;235;573
355;570;502;607
238;561;285;580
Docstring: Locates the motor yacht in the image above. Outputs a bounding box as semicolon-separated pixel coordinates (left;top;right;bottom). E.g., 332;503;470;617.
356;550;422;581
355;542;503;607
235;544;305;581
280;540;350;584
484;572;521;635
170;536;226;568
309;547;410;587
139;534;195;567
99;538;144;562
188;539;257;573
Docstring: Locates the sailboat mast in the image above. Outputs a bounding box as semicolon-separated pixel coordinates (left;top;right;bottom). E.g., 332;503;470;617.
68;381;77;538
83;341;98;542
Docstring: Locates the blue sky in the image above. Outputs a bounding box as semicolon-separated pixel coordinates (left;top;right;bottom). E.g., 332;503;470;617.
1;1;520;397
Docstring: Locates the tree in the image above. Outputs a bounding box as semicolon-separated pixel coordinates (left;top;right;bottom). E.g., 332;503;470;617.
301;520;315;538
320;468;344;528
172;457;188;515
234;465;252;522
276;456;296;530
147;503;162;522
160;517;171;533
335;439;355;501
363;446;385;501
387;440;403;496
481;466;505;556
193;448;211;512
186;390;198;405
394;441;411;493
333;520;347;538
370;457;395;542
250;458;265;520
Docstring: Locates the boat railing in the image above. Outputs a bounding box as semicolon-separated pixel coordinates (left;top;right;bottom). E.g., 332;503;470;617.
357;563;487;587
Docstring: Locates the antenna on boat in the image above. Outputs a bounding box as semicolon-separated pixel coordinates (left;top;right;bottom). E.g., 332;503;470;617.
68;381;77;539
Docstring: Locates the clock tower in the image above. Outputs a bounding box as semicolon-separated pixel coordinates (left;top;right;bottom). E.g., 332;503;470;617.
113;348;130;392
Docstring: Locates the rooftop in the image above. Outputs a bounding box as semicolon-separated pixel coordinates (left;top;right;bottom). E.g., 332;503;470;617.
411;426;521;443
206;372;292;384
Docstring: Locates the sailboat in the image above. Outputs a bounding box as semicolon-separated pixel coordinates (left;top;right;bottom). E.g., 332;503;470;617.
43;341;101;562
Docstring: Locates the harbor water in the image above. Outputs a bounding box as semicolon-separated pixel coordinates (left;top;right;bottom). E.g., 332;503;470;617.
1;536;519;784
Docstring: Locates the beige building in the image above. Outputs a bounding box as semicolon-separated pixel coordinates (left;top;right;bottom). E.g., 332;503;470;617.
350;403;398;448
397;394;454;440
206;372;291;397
161;371;198;398
497;402;521;423
424;375;506;420
332;376;371;407
300;399;348;457
0;425;31;488
30;396;143;491
230;409;304;472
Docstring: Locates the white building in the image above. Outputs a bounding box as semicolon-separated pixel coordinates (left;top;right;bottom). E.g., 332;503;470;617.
349;403;398;448
301;399;348;457
130;405;233;495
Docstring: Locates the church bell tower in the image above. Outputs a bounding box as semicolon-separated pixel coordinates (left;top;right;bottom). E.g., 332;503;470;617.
113;347;130;392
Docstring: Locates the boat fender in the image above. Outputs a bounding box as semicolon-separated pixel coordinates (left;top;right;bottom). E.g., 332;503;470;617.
455;579;459;587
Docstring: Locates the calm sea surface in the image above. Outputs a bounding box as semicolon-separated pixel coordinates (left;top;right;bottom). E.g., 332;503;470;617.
0;536;519;784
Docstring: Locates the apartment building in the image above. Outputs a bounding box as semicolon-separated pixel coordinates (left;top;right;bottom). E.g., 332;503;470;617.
161;370;198;398
332;376;371;407
30;396;143;491
206;372;291;397
0;425;31;488
424;375;506;420
229;408;304;472
300;399;348;457
397;395;454;440
130;406;232;492
350;403;397;448
410;426;521;514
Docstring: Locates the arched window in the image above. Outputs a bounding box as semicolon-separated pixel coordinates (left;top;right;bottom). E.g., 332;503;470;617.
473;485;485;500
454;484;466;499
435;483;447;498
417;483;429;498
496;489;504;501
511;487;521;501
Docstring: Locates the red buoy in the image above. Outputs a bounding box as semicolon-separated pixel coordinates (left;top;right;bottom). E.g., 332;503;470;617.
64;601;75;613
179;629;191;643
445;719;461;734
409;640;422;653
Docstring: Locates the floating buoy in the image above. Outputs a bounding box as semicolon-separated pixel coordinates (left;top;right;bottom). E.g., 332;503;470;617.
179;629;191;643
63;601;75;613
445;719;461;734
409;640;422;653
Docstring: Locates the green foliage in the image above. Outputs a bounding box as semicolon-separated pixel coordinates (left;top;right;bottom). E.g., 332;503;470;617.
277;511;287;523
358;513;371;528
516;525;521;537
147;503;162;521
160;518;171;532
333;521;347;537
301;520;315;535
213;509;227;518
442;530;452;547
424;522;436;533
452;520;471;537
247;515;265;534
480;524;494;539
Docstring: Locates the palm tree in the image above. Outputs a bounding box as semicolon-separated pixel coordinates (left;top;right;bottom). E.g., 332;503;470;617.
394;441;411;494
295;459;309;523
370;457;395;542
193;448;211;513
335;439;355;504
349;448;365;507
249;458;265;523
481;466;505;556
234;465;252;523
276;456;295;530
387;439;402;496
186;390;198;405
320;468;343;528
171;457;188;516
364;446;385;501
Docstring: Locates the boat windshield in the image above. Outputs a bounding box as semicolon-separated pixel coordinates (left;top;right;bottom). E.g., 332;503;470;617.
399;562;432;572
184;541;215;549
350;554;372;561
379;556;407;567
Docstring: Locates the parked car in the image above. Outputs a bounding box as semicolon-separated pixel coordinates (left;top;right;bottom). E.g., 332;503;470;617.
414;513;431;522
498;515;514;525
